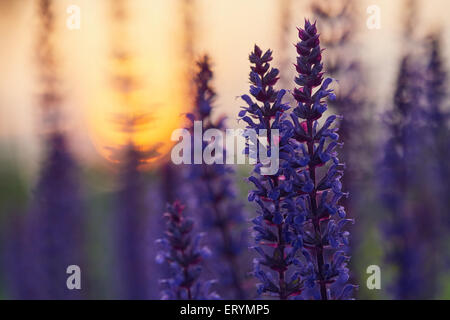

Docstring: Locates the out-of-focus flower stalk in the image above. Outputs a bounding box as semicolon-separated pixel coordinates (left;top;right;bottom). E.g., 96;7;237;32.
380;52;444;299
14;134;85;299
290;20;354;300
241;44;301;300
186;56;249;299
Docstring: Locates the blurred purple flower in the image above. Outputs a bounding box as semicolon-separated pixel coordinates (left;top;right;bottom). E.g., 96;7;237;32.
6;133;85;299
185;56;249;299
380;52;445;299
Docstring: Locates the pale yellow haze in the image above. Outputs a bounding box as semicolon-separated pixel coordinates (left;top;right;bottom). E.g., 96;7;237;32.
0;0;449;169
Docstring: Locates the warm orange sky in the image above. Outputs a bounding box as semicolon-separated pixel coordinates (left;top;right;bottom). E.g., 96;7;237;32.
0;0;449;174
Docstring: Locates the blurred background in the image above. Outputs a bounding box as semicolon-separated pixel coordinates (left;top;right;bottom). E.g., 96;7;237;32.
0;0;449;299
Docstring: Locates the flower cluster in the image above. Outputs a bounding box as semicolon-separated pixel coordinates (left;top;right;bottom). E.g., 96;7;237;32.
185;56;249;299
156;201;219;300
240;20;355;300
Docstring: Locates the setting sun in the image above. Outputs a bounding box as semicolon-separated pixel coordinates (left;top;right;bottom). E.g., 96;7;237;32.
86;54;188;165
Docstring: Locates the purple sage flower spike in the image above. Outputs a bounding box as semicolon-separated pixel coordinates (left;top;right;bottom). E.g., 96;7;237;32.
380;52;444;299
290;20;355;300
156;201;220;300
240;45;302;300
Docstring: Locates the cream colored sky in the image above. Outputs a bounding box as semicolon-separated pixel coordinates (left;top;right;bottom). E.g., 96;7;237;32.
0;0;449;173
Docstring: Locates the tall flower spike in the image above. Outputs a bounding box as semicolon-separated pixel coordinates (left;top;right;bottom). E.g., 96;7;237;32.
9;134;85;299
380;54;441;299
156;202;220;300
113;143;153;299
240;45;302;300
185;56;249;299
290;20;354;300
380;56;422;299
